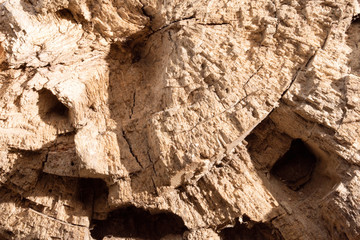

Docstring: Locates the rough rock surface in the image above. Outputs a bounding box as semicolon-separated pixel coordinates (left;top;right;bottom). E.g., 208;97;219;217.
0;0;360;239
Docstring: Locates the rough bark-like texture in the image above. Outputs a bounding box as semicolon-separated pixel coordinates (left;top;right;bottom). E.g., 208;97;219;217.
0;0;360;239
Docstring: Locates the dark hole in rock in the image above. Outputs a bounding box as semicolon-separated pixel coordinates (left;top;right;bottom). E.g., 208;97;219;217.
107;36;147;64
77;178;108;207
56;9;76;23
0;43;7;70
38;89;69;120
131;42;144;63
122;31;149;64
90;206;188;240
270;139;316;191
89;104;96;111
0;230;15;239
76;178;110;221
0;60;9;70
220;216;284;240
352;14;360;23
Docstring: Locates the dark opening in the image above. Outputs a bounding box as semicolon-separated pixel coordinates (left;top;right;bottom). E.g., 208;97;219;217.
107;31;149;64
220;217;284;240
0;43;7;70
90;206;188;240
0;230;15;239
352;14;360;23
270;139;316;191
38;89;69;120
56;9;76;23
77;178;108;208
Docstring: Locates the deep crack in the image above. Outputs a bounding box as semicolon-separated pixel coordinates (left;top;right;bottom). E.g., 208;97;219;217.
122;130;143;168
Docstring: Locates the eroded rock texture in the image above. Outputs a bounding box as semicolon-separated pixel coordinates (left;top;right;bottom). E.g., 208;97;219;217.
0;0;360;239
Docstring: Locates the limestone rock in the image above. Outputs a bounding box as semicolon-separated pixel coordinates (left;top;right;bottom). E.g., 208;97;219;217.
0;0;360;239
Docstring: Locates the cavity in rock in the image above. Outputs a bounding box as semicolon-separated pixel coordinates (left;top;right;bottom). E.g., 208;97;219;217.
90;206;187;240
270;139;316;191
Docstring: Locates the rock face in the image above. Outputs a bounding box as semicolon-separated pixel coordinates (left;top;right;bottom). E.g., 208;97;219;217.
0;0;360;239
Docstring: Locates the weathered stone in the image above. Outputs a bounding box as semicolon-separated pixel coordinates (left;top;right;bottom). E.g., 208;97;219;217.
0;0;359;239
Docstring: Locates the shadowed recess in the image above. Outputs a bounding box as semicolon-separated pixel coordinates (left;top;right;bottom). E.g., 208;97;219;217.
55;8;77;23
0;229;15;239
90;206;188;240
220;216;284;240
38;89;69;120
270;139;317;191
77;178;108;206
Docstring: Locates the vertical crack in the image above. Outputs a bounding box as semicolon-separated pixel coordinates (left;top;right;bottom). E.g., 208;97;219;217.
147;149;157;176
321;25;333;50
43;152;49;169
122;130;143;168
151;177;159;195
243;64;264;97
281;51;318;99
130;91;136;119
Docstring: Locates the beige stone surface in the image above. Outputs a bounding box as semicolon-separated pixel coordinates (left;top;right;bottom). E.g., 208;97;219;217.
0;0;360;239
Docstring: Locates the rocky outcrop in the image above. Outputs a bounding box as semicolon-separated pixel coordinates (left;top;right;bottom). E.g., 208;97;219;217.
0;0;359;239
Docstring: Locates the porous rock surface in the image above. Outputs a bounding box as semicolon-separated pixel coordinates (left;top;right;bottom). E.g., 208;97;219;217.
0;0;360;239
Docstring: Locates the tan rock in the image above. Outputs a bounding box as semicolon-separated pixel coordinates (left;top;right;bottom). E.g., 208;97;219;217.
0;0;359;239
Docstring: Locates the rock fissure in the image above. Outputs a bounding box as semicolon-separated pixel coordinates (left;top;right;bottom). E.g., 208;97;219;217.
29;207;89;228
244;64;264;96
121;129;144;169
130;91;136;119
146;149;157;176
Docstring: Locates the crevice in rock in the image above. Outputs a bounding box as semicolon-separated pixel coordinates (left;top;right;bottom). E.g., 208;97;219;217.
0;42;7;70
90;206;188;240
245;107;343;238
0;229;15;239
244;64;264;96
147;149;157;176
77;178;109;221
352;14;360;23
54;7;90;28
55;9;77;23
141;5;153;21
122;130;143;169
38;89;69;121
151;177;159;195
245;112;337;191
108;15;154;64
0;60;9;71
146;15;196;39
130;91;136;119
321;25;332;50
219;216;284;240
270;139;317;191
198;22;231;26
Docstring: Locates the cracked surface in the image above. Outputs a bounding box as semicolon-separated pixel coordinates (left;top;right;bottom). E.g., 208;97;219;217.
0;0;360;239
